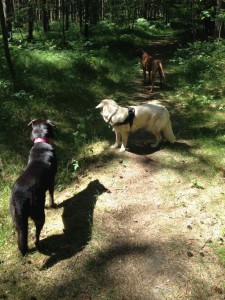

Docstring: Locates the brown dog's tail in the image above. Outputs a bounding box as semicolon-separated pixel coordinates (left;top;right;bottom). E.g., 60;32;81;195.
158;62;165;81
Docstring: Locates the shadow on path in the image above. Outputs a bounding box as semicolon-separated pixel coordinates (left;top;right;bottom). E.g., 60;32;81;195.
39;180;108;269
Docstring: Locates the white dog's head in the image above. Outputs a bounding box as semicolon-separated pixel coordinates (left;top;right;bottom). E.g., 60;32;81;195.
95;99;117;122
96;99;129;126
95;99;118;110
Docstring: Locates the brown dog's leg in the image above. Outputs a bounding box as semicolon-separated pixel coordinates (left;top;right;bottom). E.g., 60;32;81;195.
148;70;151;85
150;71;156;93
158;62;165;89
143;69;147;84
159;73;162;89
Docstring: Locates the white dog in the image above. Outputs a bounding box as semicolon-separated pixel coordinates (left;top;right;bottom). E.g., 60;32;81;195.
96;99;175;152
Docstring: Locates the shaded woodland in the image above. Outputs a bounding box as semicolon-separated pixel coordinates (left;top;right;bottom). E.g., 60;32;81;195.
1;0;225;85
1;1;225;299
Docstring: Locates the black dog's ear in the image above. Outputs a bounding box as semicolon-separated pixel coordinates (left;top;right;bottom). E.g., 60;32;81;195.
46;119;55;127
28;119;37;126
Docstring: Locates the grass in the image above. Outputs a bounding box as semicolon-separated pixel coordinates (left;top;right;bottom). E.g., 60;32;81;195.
0;20;225;298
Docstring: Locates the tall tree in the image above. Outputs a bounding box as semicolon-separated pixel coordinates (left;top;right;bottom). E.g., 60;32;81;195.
61;0;66;45
42;0;50;32
84;0;90;38
214;0;224;39
5;0;13;40
27;0;34;42
0;0;16;85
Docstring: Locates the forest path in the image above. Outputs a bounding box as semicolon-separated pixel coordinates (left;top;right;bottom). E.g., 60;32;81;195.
40;39;224;299
1;39;225;300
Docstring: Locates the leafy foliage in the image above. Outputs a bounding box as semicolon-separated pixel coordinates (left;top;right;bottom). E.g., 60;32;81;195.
171;40;225;96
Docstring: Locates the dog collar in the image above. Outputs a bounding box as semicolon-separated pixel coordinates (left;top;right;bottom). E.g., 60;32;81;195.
107;107;118;125
34;137;48;144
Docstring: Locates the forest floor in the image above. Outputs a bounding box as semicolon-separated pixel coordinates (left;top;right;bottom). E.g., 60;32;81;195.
1;40;225;300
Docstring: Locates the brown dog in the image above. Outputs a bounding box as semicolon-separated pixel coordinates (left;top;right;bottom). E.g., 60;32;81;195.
136;48;165;93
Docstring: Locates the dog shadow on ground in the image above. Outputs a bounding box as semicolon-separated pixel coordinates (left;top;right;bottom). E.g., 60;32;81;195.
130;141;192;155
127;130;162;155
128;143;158;155
128;133;192;155
39;179;108;269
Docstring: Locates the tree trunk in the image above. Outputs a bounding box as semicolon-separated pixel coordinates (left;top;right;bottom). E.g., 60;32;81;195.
61;0;66;45
42;0;50;33
84;0;89;38
65;0;69;31
214;0;222;39
27;0;34;42
78;0;83;32
5;0;13;40
0;0;16;86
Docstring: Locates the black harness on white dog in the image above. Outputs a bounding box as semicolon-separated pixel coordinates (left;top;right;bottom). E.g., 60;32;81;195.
115;107;135;128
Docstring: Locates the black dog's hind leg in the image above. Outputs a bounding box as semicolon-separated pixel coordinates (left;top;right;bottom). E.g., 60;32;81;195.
17;217;29;256
48;181;55;208
34;214;45;251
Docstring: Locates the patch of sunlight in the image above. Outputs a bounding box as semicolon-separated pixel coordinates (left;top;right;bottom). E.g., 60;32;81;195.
81;141;109;159
216;134;225;143
21;49;73;70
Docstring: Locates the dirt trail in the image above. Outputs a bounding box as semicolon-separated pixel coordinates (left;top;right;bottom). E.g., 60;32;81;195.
56;40;224;298
46;135;224;300
41;65;225;298
96;152;224;299
2;40;225;300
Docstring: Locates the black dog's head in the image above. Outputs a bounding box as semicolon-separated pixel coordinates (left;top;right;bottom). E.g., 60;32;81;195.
28;119;55;142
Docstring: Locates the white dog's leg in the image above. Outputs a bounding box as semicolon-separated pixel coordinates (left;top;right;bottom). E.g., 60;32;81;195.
111;144;119;149
111;130;121;149
119;144;126;152
119;133;128;152
150;131;162;148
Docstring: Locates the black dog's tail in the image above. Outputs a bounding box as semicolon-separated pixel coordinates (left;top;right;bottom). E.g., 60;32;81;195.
10;195;29;256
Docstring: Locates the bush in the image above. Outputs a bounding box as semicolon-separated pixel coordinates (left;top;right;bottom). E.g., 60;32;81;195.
172;40;225;95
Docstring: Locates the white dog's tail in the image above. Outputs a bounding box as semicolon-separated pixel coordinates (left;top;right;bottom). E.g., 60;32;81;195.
163;120;176;143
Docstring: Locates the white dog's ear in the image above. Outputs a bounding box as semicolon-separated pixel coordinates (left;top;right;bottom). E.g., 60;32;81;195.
96;99;107;109
96;103;103;109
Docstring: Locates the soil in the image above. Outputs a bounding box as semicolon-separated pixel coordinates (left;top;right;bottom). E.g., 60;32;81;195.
39;73;224;299
38;134;225;300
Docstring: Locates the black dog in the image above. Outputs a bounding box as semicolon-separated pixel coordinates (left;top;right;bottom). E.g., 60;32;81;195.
10;119;57;256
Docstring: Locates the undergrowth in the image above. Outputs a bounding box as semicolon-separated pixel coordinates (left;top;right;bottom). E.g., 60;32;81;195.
171;40;225;97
